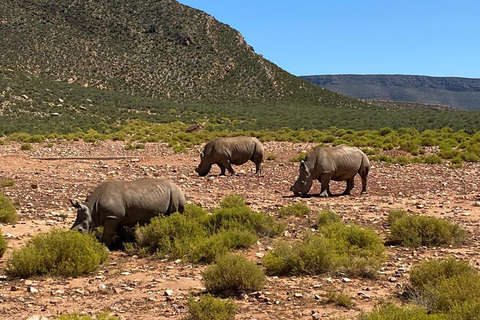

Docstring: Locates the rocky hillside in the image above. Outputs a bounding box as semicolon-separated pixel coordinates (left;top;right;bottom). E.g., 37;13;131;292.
0;0;362;107
301;74;480;110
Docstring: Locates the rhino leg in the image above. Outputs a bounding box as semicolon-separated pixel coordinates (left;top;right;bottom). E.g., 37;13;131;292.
360;174;368;194
342;177;355;196
221;160;235;175
217;163;227;175
254;161;263;175
102;217;121;247
319;174;331;197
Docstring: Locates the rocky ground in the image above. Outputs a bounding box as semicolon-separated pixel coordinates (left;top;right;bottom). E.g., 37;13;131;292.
1;140;479;320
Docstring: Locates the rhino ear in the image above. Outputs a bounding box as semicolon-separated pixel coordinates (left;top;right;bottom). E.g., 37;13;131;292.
70;199;81;209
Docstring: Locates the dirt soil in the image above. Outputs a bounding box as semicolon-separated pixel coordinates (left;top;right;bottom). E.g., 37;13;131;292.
1;141;480;320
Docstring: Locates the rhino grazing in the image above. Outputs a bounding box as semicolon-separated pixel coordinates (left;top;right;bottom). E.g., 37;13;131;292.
290;145;370;198
195;136;264;176
70;178;185;247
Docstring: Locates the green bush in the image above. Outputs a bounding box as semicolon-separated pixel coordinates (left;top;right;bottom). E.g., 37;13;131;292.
0;193;18;223
326;289;353;308
0;230;7;258
278;203;310;217
218;194;247;209
266;154;277;160
20;142;33;150
186;294;237;320
388;211;467;247
445;299;480;320
134;213;207;259
0;179;15;187
316;209;341;226
190;229;257;264
263;222;385;278
54;311;119;320
202;253;265;295
132;199;277;263
358;303;443;320
7;230;108;278
289;151;307;162
319;222;386;278
409;258;477;292
423;154;442;164
263;236;338;276
206;203;284;238
407;258;480;314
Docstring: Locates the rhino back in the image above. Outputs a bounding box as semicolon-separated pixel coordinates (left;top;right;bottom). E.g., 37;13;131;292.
94;178;180;226
204;136;258;164
310;145;366;179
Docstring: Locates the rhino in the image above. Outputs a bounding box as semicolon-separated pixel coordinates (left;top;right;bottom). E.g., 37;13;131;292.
290;145;370;197
195;136;264;176
70;178;185;247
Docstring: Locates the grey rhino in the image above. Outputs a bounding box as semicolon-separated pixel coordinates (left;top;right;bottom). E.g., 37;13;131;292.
70;178;185;247
290;145;370;197
195;136;264;176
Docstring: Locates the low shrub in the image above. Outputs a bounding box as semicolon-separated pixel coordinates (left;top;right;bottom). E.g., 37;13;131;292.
423;154;442;164
218;194;247;209
134;213;207;259
202;253;265;295
289;151;307;162
263;221;385;278
0;230;7;257
326;289;353;308
445;299;480;320
186;294;237;320
263;236;338;276
277;203;310;217
316;209;341;226
266;154;277;160
407;258;480;314
7;230;108;278
53;311;119;320
358;303;443;320
20;143;33;150
0;179;15;187
205;203;284;238
0;193;18;223
132;198;279;263
387;210;467;247
409;258;477;292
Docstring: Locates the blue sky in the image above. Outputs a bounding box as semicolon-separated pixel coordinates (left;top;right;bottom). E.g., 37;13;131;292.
178;1;480;78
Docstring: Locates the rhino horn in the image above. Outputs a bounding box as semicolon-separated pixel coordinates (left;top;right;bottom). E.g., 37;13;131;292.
70;199;81;209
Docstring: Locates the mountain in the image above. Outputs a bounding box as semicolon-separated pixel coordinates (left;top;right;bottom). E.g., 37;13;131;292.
300;74;480;110
0;0;364;107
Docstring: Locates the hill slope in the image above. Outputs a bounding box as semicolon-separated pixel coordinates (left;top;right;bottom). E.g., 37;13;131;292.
0;0;361;106
300;74;480;110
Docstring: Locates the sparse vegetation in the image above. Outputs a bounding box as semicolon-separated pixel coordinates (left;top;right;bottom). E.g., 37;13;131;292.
53;311;119;320
263;214;385;278
7;230;109;278
186;294;237;320
326;289;353;308
277;203;311;217
0;179;15;187
131;196;284;263
387;210;467;247
0;193;18;223
0;230;7;258
202;253;265;295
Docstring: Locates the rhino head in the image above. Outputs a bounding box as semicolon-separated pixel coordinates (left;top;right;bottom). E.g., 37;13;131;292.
290;160;313;197
195;152;211;176
70;200;93;234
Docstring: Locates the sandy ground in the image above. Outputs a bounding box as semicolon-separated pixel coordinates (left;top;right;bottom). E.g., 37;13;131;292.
0;140;479;320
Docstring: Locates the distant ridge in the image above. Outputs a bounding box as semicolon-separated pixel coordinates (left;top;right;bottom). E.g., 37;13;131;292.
300;74;480;110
